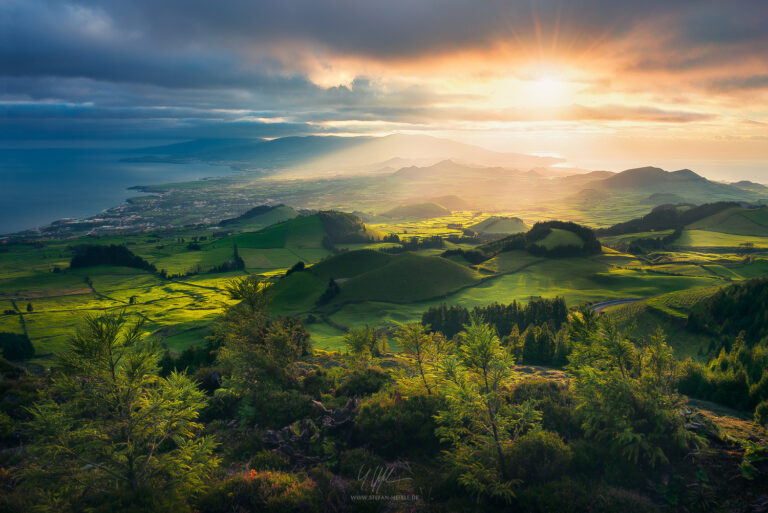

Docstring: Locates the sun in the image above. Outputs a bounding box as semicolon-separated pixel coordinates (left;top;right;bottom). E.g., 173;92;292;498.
528;76;567;106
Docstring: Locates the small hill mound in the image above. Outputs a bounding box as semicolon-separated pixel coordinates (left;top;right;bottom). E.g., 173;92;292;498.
688;206;768;237
480;221;601;258
221;212;375;250
223;215;326;249
470;216;528;235
310;250;393;281
535;228;584;250
648;193;687;205
218;204;299;229
381;202;451;219
317;211;377;242
336;253;479;303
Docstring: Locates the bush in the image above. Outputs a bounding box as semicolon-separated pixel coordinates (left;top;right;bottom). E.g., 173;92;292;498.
239;390;314;429
755;400;768;426
249;450;292;472
338;448;384;478
336;367;390;397
515;478;659;513
355;394;443;458
197;471;322;513
0;332;34;361
510;379;578;437
506;430;572;482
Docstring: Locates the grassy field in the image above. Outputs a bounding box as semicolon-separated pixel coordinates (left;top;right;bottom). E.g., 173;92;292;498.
3;207;767;358
538;228;584;249
672;229;768;248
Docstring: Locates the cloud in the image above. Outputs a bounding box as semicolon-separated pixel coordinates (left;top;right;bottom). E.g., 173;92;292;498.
1;0;766;141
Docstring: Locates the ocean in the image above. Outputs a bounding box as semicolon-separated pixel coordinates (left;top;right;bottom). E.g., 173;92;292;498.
0;148;230;235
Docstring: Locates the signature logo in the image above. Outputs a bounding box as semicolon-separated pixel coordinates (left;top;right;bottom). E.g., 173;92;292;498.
356;464;410;494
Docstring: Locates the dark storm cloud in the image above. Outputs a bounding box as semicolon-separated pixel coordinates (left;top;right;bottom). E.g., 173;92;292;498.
1;0;766;139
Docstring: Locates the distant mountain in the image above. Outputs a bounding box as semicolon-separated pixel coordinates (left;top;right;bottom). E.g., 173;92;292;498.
584;166;761;203
381;202;451;219
129;134;563;176
597;167;706;189
732;180;767;190
426;195;473;210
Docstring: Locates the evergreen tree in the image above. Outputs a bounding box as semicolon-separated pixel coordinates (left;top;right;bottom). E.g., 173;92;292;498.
27;313;218;512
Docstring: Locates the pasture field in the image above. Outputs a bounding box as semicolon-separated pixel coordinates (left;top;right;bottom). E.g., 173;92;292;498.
672;229;768;248
2;209;767;359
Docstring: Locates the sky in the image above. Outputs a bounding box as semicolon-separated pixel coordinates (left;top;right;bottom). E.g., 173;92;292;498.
2;0;767;179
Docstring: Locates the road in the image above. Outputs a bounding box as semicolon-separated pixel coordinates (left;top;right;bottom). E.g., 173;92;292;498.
590;298;641;314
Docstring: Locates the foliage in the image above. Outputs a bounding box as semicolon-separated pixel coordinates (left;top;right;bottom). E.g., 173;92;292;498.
69;244;157;272
506;430;572;483
355;393;444;458
344;325;387;361
597;201;739;236
26;313;218;512
678;335;768;413
0;332;34;361
336;366;390;397
688;275;768;345
392;323;447;395
213;304;311;395
422;297;568;340
196;470;322;513
567;319;698;467
435;317;541;502
225;275;272;313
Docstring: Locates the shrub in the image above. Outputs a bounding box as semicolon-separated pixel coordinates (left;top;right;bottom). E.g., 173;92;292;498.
338;448;384;478
249;450;292;472
336;367;390;397
510;379;578;437
506;430;572;482
0;332;34;361
197;471;322;513
355;393;443;458
755;400;768;426
239;390;314;429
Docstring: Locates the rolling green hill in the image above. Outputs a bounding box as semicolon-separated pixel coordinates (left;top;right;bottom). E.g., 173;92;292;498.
470;216;528;235
217;204;299;230
336;253;479;303
310;249;393;281
687;206;768;237
535;228;585;250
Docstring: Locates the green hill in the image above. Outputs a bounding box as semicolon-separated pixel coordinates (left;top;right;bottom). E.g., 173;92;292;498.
536;228;584;250
310;249;393;281
687;206;768;237
215;211;375;250
381;202;451;219
335;253;479;303
470;216;528;235
218;204;299;230
220;215;326;249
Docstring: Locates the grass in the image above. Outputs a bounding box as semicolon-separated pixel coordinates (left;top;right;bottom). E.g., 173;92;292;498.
334;253;480;304
537;228;584;249
672;229;768;248
688;206;768;237
470;216;528;234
